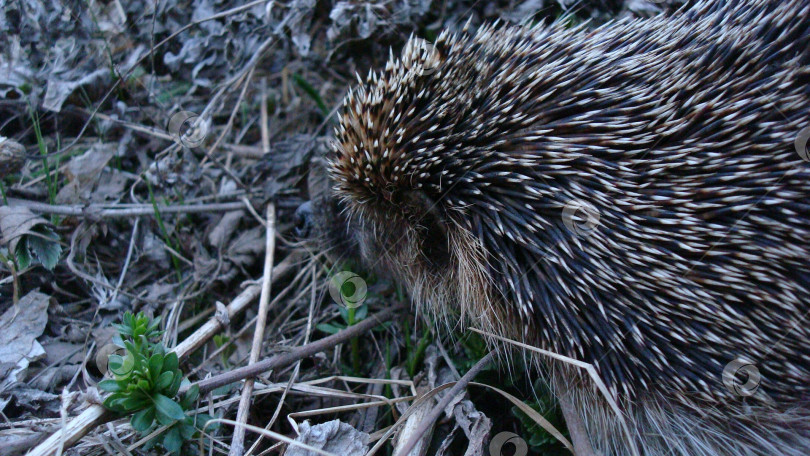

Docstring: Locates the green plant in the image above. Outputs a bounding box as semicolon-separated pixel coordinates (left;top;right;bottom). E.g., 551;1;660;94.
317;301;368;374
11;225;61;271
145;180;183;282
28;104;62;218
511;380;569;455
404;317;432;377
99;312;214;454
292;74;329;116
455;331;490;372
0;179;7;205
213;334;236;368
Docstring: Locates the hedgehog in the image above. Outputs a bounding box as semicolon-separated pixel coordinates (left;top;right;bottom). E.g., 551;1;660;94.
298;0;810;454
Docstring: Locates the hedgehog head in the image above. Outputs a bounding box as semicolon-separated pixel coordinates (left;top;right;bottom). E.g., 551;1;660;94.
326;30;520;329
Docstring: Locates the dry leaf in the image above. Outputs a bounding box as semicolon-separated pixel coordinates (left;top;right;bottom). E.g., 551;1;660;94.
208;210;244;247
0;136;25;176
0;290;51;387
0;206;48;254
285;419;369;456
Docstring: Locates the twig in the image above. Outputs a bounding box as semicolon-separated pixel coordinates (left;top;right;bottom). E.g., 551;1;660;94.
209;65;256;163
201;65;257;188
396;352;495;456
205;419;333;456
66;225;116;293
190;303;406;396
25;256;297;456
65;108;264;158
245;264;317;456
7;198;247;218
260;79;270;155
112;219;139;302
222;143;265;159
229;204;276;456
4;256;19;306
187;263;313;378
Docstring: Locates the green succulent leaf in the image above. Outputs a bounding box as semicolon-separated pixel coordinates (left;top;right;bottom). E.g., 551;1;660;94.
167;373;183;397
148;353;164;382
147;316;162;333
120;393;150;412
162;352;179;374
97;379;122;392
115;346;137;373
99;311;202;453
162;426;183;454
155;371;174;390
107;354;123;376
123;340;138;357
316;323;343;335
184;384;200;404
179;421;197;440
103;393;128;412
153;394;185;422
131;406;156;433
354;304;368;321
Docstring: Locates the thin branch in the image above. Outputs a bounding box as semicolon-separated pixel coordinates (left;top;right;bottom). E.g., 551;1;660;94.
244;264;318;456
230;204;276;456
190;303;405;396
7;198;247;218
65;108;265;158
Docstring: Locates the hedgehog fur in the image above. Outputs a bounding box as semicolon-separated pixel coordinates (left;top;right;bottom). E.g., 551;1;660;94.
320;0;810;454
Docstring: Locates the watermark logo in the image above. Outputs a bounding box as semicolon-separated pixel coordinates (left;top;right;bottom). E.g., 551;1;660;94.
328;271;368;309
403;39;440;77
489;431;528;456
795;125;810;162
562;199;600;237
94;343;128;376
722;358;761;396
167;110;209;148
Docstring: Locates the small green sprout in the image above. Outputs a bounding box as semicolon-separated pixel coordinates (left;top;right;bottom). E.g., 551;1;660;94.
99;312;214;454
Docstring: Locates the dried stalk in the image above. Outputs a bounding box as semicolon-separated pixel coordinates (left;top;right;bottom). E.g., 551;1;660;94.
229;204;276;456
190;303;406;396
7;198;247;218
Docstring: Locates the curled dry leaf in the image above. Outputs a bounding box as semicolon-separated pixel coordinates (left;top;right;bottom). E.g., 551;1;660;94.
208;210;245;248
0;206;44;251
0;290;51;388
0;136;25;176
285;419;369;456
55;144;121;204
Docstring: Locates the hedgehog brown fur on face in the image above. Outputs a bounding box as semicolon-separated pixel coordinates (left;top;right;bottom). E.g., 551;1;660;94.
318;0;810;454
